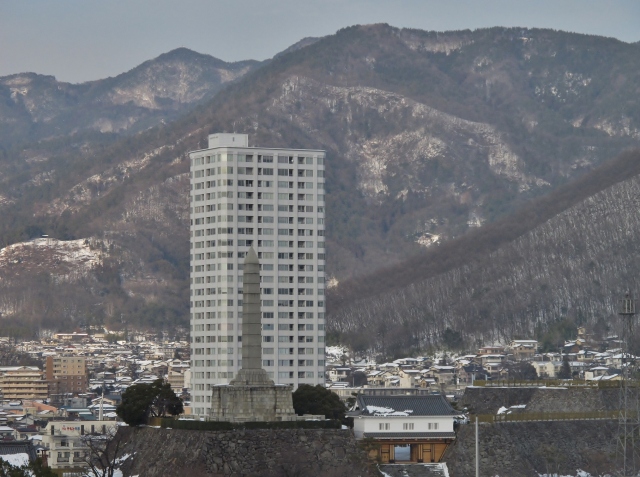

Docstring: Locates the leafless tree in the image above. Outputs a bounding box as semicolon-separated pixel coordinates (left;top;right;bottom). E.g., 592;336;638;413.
80;425;128;477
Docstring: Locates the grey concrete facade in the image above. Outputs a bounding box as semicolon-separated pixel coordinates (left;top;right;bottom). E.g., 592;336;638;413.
189;133;326;417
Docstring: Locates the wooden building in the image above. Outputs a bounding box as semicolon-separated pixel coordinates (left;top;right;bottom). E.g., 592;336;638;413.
349;394;457;463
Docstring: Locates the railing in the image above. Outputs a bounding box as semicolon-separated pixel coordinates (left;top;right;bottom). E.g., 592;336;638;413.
472;410;620;423
56;457;70;463
472;379;621;388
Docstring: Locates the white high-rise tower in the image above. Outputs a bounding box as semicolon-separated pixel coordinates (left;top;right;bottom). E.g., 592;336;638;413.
189;133;326;417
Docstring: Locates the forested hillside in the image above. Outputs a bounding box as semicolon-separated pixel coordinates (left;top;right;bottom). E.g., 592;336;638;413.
329;149;640;357
0;24;639;334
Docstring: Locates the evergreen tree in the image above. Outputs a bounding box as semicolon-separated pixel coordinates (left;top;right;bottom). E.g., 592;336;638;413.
292;384;346;421
558;358;572;379
116;379;183;426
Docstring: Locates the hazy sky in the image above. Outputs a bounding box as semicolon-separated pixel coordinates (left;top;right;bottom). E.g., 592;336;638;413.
1;0;639;83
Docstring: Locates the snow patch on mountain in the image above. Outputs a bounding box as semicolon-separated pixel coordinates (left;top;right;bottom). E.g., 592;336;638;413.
273;75;549;201
0;237;111;282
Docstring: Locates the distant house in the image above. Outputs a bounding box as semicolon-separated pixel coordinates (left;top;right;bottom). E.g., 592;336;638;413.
425;365;456;385
397;369;421;388
531;361;556;379
327;367;352;383
458;364;488;384
576;350;598;362
54;333;89;342
385;375;401;387
0;426;16;439
478;354;506;366
509;340;538;361
606;353;636;368
366;370;388;387
562;340;585;354
585;366;616;381
478;346;506;355
350;394;457;464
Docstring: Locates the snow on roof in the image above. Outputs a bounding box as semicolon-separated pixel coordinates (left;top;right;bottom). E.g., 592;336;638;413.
590;374;620;381
0;454;29;467
366;406;413;417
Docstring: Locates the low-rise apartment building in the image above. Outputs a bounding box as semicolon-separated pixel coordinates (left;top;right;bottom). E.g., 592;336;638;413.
41;420;117;471
0;366;49;400
46;355;88;396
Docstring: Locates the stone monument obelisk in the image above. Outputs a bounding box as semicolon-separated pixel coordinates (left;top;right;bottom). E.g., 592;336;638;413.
229;247;272;386
209;247;296;422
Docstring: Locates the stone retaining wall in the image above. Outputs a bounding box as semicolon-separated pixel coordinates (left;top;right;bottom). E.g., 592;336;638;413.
461;385;619;414
445;420;617;477
117;427;376;477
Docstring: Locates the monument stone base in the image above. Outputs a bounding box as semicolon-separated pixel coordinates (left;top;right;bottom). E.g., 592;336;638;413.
209;384;296;422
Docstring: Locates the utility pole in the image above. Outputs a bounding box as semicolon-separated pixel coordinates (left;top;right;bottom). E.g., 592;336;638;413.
617;293;639;476
475;416;479;477
98;388;104;421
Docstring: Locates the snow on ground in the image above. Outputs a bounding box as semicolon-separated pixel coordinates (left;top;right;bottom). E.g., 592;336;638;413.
497;404;526;415
115;452;132;464
86;468;124;477
378;463;450;476
416;232;440;248
325;345;348;360
0;236;111;282
537;471;611;477
326;345;347;356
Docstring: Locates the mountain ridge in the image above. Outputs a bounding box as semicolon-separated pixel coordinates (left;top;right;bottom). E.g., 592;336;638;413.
0;24;639;337
0;48;265;146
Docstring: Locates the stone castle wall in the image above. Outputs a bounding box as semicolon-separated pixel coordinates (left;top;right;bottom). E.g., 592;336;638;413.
117;427;376;477
460;385;619;414
445;420;617;477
